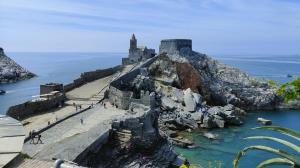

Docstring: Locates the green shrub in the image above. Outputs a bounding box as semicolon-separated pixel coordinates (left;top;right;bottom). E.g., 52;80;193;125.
267;80;278;88
277;78;300;103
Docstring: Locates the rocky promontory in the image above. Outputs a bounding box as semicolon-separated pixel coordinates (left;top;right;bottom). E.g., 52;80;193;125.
0;47;35;83
107;39;282;142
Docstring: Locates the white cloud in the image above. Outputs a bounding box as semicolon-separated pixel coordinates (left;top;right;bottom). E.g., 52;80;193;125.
0;0;299;54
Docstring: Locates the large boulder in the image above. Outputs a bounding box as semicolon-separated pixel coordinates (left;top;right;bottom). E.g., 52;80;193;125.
183;88;202;112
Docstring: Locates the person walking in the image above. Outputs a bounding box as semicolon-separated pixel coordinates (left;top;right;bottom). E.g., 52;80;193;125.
80;118;83;125
30;130;36;144
37;134;43;144
29;131;33;144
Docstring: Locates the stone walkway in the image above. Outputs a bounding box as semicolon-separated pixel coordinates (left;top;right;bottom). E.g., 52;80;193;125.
21;65;134;137
11;159;53;168
22;103;146;162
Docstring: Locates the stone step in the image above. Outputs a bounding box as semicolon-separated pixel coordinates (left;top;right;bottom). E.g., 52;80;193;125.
15;159;53;168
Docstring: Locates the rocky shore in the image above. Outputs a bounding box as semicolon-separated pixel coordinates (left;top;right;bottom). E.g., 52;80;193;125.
7;39;299;168
0;47;35;83
105;39;292;153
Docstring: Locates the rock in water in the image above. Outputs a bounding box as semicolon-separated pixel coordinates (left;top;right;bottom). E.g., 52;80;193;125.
257;117;272;125
0;47;35;83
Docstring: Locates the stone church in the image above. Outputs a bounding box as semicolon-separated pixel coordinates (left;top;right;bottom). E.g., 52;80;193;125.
122;34;156;65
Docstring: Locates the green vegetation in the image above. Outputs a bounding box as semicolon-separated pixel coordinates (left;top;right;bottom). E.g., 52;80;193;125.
277;78;300;103
19;152;31;159
233;126;300;168
267;80;278;88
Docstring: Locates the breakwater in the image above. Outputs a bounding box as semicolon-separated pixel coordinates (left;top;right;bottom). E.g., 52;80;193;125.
6;93;65;120
64;65;123;92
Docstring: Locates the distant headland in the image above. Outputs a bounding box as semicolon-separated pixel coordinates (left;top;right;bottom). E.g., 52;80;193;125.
0;47;35;83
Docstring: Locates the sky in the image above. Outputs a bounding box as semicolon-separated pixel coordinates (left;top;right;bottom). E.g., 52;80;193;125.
0;0;300;55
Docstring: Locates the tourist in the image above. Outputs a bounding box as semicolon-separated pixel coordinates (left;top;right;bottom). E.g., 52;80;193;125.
37;134;43;144
80;118;83;125
29;131;33;144
48;121;50;125
80;105;82;110
76;105;78;111
104;103;106;109
30;130;35;144
91;102;94;108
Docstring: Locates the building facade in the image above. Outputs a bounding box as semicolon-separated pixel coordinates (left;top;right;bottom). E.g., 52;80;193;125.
122;34;155;65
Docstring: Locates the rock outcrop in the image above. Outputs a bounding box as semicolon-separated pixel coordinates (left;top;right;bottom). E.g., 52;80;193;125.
106;38;282;148
0;47;35;83
148;50;278;111
81;107;186;168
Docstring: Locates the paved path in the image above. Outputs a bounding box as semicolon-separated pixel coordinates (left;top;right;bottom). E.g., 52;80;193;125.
21;65;134;137
10;159;53;168
22;104;145;162
0;116;25;167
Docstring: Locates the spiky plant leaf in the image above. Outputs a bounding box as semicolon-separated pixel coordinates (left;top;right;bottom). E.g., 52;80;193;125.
233;145;300;168
245;136;300;153
257;158;294;168
253;126;300;141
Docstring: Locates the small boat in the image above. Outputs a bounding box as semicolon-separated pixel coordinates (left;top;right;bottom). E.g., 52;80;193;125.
287;74;293;78
257;117;272;125
0;90;6;95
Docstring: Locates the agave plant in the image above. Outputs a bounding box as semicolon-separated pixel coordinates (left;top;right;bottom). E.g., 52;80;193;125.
233;126;300;168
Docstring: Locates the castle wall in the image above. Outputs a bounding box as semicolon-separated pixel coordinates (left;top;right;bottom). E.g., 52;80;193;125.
64;65;123;92
6;94;65;120
40;83;64;95
108;56;159;109
159;39;192;54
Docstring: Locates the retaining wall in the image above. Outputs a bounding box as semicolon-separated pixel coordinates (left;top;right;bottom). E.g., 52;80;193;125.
6;94;65;120
108;56;159;109
64;65;123;92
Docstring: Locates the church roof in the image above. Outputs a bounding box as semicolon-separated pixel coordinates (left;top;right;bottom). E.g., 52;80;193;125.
131;34;136;40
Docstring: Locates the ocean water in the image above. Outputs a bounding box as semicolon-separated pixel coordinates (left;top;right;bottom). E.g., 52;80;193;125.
0;53;300;168
175;55;300;168
0;52;124;113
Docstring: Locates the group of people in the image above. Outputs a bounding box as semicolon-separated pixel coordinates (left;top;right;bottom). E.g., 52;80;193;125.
28;130;43;144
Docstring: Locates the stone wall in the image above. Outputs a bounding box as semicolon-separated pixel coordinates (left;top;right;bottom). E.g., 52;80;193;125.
108;56;159;110
159;39;192;54
108;86;152;110
6;94;65;120
40;83;64;95
75;108;164;167
64;65;123;92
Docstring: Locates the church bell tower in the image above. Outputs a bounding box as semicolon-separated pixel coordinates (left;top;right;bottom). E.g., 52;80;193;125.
130;34;137;50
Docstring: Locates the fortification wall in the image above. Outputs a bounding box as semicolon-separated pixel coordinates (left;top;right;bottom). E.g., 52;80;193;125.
6;94;65;120
64;65;123;92
159;39;192;54
108;56;159;109
75;108;162;166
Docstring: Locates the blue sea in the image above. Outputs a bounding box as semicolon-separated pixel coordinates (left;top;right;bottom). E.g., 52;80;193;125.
0;53;300;168
0;52;123;114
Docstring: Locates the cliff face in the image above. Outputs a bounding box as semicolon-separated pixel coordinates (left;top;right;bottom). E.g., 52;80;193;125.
0;48;35;83
149;49;278;111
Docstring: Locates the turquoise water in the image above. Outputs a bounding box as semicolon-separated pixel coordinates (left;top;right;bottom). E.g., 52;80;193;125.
0;52;123;113
0;53;300;167
175;111;300;168
175;55;300;168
